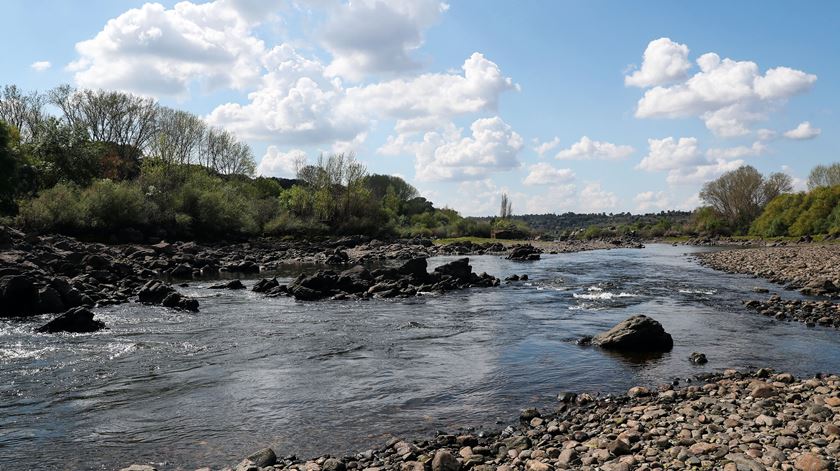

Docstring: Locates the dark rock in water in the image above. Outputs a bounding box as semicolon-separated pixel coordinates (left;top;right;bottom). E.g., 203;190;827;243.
507;244;541;261
505;274;520;281
137;280;199;311
169;264;193;278
36;307;105;333
238;447;277;469
209;279;246;290
576;335;593;346
0;275;39;317
325;250;350;265
689;352;708;364
35;286;65;314
289;271;339;300
398;257;428;278
252;278;279;293
557;392;577;403
520;407;541;421
138;280;174;304
434;258;472;280
593;315;673;352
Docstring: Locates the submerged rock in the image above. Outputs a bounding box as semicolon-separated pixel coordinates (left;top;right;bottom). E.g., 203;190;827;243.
507;244;541;261
689;352;708;364
36;307;105;333
593;315;673;352
137;280;199;312
208;279;246;290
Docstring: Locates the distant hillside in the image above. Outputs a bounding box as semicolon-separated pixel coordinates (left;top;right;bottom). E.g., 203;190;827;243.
471;211;694;235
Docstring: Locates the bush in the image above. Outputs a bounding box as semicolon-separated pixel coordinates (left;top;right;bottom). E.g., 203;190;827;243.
80;179;151;231
17;182;83;232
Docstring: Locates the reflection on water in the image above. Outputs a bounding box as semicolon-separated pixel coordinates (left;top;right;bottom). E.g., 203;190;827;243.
2;244;840;470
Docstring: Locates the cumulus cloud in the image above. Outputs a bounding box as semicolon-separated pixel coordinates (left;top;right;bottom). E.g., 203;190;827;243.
638;137;703;172
555;136;634;160
638;136;749;185
705;141;766;160
625;37;691;88
533;136;560;157
322;0;448;80
666;158;745;185
579;182;618;212
30;61;51;72
634;191;670;211
256;147;307;177
410;117;524;181
630;39;817;137
69;0;268;95
783;121;821;140
523;162;574;186
523;184;577;213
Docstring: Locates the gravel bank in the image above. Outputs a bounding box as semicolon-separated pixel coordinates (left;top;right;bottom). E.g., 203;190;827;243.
122;369;840;471
694;244;840;329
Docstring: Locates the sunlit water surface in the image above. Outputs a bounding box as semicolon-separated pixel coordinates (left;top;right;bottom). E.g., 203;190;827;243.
3;244;840;470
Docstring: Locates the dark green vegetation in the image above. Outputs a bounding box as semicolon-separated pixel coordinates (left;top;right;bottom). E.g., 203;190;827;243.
0;85;495;241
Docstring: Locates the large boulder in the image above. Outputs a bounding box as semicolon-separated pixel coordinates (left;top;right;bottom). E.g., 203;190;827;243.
35;286;65;314
289;271;338;300
398;258;428;278
433;258;473;281
137;280;199;312
0;275;39;317
507;244;541;261
36;307;105;334
593;315;673;352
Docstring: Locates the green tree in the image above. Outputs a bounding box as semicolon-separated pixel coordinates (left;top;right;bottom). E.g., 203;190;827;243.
700;165;792;233
0;121;20;213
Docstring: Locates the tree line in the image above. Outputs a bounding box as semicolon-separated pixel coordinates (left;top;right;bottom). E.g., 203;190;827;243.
0;84;491;241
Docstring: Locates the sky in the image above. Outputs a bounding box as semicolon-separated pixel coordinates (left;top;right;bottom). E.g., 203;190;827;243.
2;0;837;216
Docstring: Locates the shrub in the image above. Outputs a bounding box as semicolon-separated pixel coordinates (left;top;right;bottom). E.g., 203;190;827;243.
80;179;151;231
17;182;83;232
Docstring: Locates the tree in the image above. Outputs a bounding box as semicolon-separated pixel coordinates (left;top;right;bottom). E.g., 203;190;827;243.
700;165;792;232
49;85;159;159
808;163;840;189
149;107;206;166
500;193;512;219
0;121;19;213
0;85;46;143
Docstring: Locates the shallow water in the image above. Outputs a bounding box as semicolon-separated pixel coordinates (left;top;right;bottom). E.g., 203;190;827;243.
2;244;840;470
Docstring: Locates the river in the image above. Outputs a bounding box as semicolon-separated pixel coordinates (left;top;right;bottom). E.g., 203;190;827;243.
2;244;840;470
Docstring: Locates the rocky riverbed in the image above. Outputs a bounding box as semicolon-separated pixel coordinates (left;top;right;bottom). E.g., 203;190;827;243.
120;369;839;471
0;224;642;325
695;244;840;329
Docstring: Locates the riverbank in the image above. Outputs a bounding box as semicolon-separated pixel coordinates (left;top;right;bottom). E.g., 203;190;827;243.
694;244;840;329
131;369;839;471
0;225;642;318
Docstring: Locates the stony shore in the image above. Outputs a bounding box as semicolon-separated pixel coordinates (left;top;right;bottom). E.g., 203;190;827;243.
119;369;839;471
694;244;840;329
0;225;642;322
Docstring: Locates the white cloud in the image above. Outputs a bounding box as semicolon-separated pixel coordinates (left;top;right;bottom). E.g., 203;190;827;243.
523;184;577;213
523;162;574;186
579;182;618;212
322;0;448;80
634;191;670;211
555;136;634;160
631;39;817;137
638;137;703;172
705;141;765;160
411;117;524;181
757;128;777;141
625;37;691;88
783;121;821;140
638;136;751;186
256;147;307;177
30;61;51;72
533;136;560;157
344;52;518;124
666;158;745;185
69;0;268;95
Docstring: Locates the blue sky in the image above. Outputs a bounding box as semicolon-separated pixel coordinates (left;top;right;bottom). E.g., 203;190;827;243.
2;0;837;216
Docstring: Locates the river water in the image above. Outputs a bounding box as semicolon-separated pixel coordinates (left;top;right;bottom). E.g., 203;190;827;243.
3;244;840;470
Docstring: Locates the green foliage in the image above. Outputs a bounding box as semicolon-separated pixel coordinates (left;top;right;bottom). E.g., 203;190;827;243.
751;185;840;237
0;121;19;214
17;183;83;232
691;206;730;236
81;180;151;231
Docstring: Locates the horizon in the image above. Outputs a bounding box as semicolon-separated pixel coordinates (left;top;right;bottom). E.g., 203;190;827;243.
2;0;837;217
